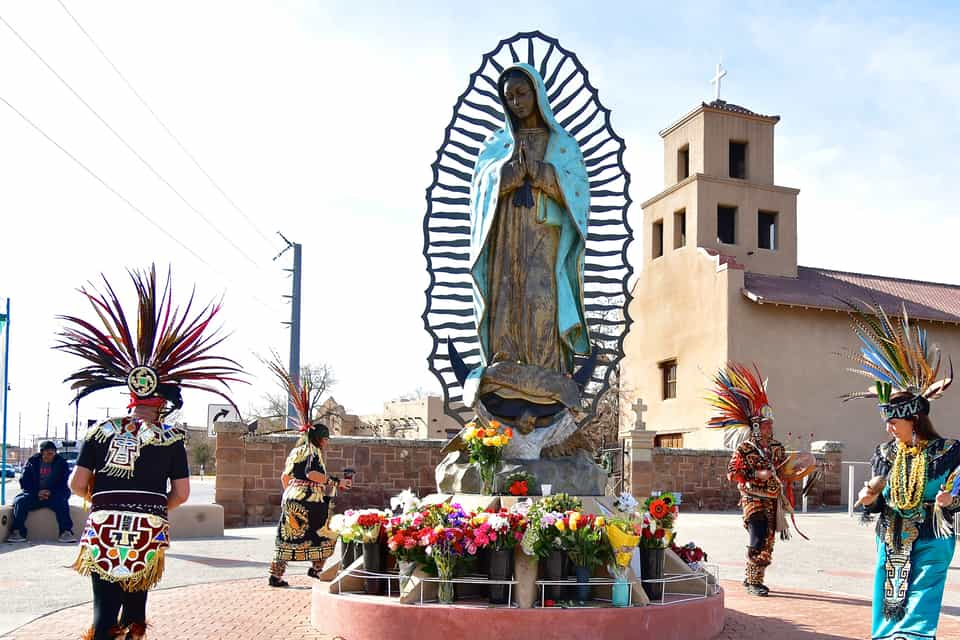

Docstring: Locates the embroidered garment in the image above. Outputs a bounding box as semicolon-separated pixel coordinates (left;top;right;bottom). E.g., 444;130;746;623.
273;444;336;563
728;437;787;585
866;438;960;639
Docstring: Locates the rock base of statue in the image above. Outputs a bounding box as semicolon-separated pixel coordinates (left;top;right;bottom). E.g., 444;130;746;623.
436;450;607;496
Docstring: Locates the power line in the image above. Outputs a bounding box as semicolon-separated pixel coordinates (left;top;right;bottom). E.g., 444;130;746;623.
0;93;282;315
0;13;264;269
55;0;276;247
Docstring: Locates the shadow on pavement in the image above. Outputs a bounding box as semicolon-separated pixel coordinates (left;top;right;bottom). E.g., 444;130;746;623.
165;553;270;569
766;590;871;608
721;610;861;639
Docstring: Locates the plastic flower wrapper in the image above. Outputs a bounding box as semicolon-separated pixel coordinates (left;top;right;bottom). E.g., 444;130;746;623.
606;518;641;568
390;488;420;515
613;491;638;514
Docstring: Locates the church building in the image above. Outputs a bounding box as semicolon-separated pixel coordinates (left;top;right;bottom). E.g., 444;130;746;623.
620;97;960;471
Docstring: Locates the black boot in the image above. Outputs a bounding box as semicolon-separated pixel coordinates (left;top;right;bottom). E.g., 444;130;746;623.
268;575;289;588
745;583;769;597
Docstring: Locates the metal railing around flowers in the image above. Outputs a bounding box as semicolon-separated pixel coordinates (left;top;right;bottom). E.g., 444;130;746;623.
333;566;518;608
332;563;720;608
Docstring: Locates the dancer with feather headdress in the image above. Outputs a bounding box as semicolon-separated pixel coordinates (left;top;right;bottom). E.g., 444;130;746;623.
841;300;959;640
266;355;353;588
60;266;244;640
707;363;810;597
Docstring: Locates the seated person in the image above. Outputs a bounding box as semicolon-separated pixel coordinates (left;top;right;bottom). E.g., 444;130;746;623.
8;441;75;543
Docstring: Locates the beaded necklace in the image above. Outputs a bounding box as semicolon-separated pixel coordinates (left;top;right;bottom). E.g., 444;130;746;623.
889;440;927;512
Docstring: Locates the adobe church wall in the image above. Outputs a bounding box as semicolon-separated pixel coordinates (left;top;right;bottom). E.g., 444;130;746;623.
621;248;734;441
213;423;445;527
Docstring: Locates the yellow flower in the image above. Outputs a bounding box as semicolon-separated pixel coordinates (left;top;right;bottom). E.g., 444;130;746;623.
464;428;476;441
482;437;494;447
485;428;496;437
569;512;580;531
555;519;566;532
595;516;605;527
490;420;501;428
495;436;506;447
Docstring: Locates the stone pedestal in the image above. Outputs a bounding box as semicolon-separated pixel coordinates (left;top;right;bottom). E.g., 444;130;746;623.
436;451;608;495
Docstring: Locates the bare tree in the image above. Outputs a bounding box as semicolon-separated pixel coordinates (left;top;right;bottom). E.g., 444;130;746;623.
258;361;337;422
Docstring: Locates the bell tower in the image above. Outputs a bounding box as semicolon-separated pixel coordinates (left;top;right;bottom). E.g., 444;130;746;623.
641;88;800;277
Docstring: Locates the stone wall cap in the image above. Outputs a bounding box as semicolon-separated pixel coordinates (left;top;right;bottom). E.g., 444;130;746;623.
811;440;844;453
213;421;247;434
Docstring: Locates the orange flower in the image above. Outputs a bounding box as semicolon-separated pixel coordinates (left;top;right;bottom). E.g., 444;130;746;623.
504;427;513;438
649;499;669;520
485;428;496;437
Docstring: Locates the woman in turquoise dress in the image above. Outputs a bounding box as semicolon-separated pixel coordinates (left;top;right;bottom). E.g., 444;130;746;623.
860;403;959;639
843;301;959;640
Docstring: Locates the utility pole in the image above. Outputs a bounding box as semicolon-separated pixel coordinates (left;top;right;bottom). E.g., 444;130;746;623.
273;232;302;430
17;412;21;451
45;402;50;438
0;297;9;505
74;399;79;441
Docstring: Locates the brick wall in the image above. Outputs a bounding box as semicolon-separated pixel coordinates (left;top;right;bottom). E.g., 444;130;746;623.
214;423;446;527
625;432;843;510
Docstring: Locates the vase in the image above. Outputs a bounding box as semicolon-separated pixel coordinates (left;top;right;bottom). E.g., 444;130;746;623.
342;540;361;568
573;565;592;602
611;578;630;607
544;549;567;601
361;542;384;595
398;559;417;597
479;462;497;495
435;553;456;604
488;547;514;604
640;546;665;602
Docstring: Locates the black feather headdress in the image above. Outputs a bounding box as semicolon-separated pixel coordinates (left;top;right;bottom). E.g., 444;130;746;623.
55;265;244;412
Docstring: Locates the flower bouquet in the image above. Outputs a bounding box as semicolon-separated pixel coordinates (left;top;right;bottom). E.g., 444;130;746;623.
638;492;679;601
471;508;528;603
556;512;609;601
400;502;477;603
670;541;708;572
521;494;582;601
464;419;513;494
505;471;535;496
330;509;389;594
605;513;641;607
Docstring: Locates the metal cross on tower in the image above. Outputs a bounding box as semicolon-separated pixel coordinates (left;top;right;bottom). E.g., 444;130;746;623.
711;62;727;101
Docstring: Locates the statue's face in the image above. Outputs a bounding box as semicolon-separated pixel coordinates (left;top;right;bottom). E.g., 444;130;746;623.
503;75;536;122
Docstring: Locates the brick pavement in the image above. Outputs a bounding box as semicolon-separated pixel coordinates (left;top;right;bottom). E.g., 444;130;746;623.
3;577;959;639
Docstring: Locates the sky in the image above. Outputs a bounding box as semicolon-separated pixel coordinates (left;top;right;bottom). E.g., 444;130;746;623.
1;1;959;446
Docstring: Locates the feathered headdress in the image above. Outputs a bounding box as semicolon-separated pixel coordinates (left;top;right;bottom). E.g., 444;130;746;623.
839;299;952;419
265;353;323;433
55;265;244;413
707;363;774;449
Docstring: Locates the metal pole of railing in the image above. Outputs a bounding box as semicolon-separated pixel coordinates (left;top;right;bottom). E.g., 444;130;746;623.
848;464;855;517
802;475;809;513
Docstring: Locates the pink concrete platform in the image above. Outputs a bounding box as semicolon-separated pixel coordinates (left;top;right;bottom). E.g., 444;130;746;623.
311;584;725;640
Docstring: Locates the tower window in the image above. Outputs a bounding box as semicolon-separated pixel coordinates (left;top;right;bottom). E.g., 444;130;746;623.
652;219;664;259
758;210;778;250
673;209;686;249
729;141;747;179
660;360;678;400
677;145;690;181
717;206;737;244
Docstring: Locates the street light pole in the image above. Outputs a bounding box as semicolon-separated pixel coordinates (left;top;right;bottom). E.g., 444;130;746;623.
1;298;10;505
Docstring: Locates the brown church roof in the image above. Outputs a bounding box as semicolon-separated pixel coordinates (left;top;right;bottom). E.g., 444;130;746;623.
702;100;781;123
742;267;960;325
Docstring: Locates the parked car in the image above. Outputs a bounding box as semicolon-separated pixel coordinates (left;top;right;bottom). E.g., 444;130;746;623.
1;466;15;478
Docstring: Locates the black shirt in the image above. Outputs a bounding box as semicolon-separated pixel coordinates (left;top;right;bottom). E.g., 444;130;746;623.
77;430;190;495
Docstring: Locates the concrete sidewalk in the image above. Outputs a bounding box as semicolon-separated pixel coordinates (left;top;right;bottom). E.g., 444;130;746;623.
1;511;957;638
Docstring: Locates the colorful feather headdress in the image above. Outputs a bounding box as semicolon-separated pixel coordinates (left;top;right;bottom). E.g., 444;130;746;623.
707;362;774;449
839;300;953;419
55;265;244;413
265;353;322;433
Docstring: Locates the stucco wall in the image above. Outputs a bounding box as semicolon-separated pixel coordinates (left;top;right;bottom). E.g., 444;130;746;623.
728;299;960;465
622;248;733;448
